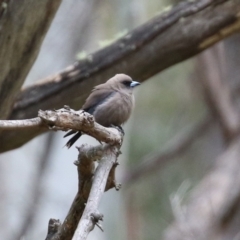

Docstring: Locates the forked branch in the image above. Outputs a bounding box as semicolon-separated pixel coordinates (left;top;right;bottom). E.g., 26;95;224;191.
46;144;121;240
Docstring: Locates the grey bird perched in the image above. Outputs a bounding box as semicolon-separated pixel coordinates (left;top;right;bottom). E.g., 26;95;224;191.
64;73;140;148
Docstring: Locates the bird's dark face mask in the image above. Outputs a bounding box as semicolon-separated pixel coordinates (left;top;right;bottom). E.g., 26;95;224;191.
121;80;140;89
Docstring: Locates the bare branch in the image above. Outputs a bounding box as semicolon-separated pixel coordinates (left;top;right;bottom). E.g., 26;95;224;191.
72;145;119;240
45;219;61;240
0;108;122;146
46;144;120;240
123;116;212;185
2;0;240;152
163;137;240;240
0;0;61;119
0;117;42;130
46;145;96;240
38;108;122;145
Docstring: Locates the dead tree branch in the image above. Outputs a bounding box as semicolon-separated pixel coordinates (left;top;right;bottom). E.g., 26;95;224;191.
38;108;122;145
45;219;61;240
0;0;61;119
0;108;122;146
72;145;120;240
46;144;121;240
0;117;42;129
2;0;240;152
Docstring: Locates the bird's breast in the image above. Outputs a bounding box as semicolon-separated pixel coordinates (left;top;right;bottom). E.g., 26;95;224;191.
93;92;134;127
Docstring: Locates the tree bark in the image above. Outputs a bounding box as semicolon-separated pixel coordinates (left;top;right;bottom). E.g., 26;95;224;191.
0;0;61;119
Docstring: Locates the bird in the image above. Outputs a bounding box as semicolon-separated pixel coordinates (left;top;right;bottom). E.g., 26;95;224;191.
64;73;140;148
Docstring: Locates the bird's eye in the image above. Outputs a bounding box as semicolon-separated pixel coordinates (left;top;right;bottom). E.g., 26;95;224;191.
122;80;131;87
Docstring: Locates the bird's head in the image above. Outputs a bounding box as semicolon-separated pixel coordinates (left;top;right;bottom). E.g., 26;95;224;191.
107;73;140;93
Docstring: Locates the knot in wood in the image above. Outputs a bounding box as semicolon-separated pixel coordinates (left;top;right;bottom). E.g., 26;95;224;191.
48;112;58;123
38;109;58;124
90;212;103;222
82;112;94;127
63;105;71;110
48;218;61;232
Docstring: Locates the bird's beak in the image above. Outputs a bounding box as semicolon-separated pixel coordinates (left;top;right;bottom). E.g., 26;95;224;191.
130;81;140;87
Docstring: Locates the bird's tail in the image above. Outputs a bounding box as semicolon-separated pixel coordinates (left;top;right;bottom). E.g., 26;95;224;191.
64;130;77;138
64;131;82;148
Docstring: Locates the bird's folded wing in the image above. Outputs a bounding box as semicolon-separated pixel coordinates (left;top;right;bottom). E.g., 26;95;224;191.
82;86;116;114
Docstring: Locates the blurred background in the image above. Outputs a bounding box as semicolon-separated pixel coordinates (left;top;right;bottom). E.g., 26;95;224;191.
1;0;239;239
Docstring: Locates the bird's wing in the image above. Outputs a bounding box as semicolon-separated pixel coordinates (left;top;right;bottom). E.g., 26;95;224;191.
63;86;115;146
82;86;116;114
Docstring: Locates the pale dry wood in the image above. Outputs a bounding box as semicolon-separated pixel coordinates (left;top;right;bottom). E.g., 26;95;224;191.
38;108;123;145
45;144;97;240
72;145;119;240
46;144;121;240
1;0;240;152
0;117;42;129
0;108;122;146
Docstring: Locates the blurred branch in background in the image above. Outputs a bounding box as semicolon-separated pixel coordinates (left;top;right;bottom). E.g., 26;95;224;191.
196;45;240;143
11;133;55;240
54;0;99;66
25;0;99;82
163;137;240;240
163;35;240;240
0;0;61;119
1;0;240;152
123;116;212;185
